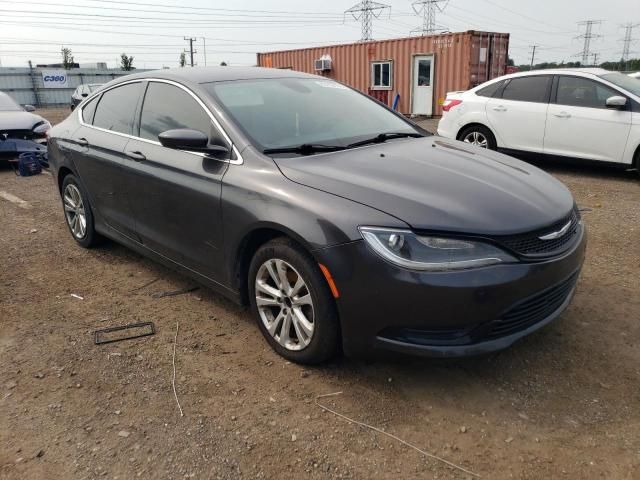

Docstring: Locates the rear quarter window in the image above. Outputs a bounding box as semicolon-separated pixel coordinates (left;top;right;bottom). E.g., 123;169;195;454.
81;95;99;124
476;81;503;98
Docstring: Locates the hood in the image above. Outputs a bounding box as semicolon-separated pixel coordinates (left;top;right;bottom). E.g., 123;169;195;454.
0;111;45;131
273;136;575;236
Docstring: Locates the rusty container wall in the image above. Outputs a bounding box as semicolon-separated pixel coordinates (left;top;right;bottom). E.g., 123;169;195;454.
257;30;509;116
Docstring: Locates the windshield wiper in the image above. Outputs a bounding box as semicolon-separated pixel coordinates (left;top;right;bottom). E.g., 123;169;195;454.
263;143;347;155
346;132;424;149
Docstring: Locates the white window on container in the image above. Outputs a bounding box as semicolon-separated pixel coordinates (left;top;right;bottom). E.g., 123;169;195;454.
371;61;392;89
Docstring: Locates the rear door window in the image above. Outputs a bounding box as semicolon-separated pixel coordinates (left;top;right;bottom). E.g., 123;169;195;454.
93;82;143;135
138;82;212;142
556;76;620;109
500;76;551;103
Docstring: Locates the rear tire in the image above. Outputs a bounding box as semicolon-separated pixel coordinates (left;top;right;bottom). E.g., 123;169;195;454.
248;237;339;364
61;174;100;248
458;125;497;150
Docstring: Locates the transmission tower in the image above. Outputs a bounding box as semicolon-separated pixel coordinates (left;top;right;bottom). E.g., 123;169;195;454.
410;0;449;35
620;23;639;66
345;0;391;41
575;20;602;65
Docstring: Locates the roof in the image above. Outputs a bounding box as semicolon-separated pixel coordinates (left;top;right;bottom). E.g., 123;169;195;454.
256;30;509;56
509;67;610;78
116;66;320;85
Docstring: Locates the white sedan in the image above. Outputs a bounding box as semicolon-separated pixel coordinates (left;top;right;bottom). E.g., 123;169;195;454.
437;68;640;170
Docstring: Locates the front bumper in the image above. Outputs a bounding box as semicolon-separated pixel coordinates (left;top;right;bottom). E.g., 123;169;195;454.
315;225;586;358
0;138;47;158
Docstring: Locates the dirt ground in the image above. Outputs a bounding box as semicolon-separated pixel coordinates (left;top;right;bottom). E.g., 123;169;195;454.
1;108;639;479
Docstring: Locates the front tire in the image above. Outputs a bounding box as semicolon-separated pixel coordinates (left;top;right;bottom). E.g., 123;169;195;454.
248;238;339;364
458;125;497;150
61;174;99;248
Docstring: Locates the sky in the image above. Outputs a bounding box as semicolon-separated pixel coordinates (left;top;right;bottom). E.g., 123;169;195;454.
0;0;637;69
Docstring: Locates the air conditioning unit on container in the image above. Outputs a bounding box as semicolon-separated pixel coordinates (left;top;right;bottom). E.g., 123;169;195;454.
314;55;332;72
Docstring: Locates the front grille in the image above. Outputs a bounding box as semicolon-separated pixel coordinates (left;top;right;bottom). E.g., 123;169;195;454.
0;129;36;140
485;272;579;339
494;207;581;257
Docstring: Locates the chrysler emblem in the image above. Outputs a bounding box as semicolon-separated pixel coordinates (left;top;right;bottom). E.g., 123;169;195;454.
539;220;572;240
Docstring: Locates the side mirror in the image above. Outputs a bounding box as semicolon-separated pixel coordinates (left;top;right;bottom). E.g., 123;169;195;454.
24;105;36;112
605;95;627;109
158;129;230;157
81;93;88;97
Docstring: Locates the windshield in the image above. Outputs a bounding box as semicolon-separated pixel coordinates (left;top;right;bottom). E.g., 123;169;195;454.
0;93;22;112
87;84;103;93
600;72;640;97
204;78;421;153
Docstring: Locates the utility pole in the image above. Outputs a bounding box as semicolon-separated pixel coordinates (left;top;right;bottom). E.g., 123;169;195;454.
184;37;197;67
528;44;539;70
410;0;449;35
575;20;602;66
201;37;207;67
344;0;391;42
620;23;639;70
591;52;600;66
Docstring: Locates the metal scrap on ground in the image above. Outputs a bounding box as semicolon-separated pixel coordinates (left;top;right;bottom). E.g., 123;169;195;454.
315;391;480;478
94;322;156;345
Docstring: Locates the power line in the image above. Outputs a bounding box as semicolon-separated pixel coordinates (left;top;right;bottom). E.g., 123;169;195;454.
0;0;346;18
478;0;568;32
575;20;603;65
410;0;449;35
345;1;391;41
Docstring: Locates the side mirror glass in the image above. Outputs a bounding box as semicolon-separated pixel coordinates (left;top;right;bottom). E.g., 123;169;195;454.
158;128;230;158
605;95;627;108
24;104;36;112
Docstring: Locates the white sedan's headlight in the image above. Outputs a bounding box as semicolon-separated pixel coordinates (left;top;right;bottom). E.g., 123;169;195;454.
359;226;516;271
32;121;51;135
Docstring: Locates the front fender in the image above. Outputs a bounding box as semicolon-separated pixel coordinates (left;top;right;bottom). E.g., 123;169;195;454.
220;149;407;289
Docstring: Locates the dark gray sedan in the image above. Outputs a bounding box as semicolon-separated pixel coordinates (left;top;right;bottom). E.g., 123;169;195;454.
47;67;586;364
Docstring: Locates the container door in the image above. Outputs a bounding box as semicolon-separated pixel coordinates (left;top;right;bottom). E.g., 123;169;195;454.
412;55;434;116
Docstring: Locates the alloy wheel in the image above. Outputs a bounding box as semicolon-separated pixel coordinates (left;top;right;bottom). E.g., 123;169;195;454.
255;258;315;351
462;131;488;148
63;184;87;239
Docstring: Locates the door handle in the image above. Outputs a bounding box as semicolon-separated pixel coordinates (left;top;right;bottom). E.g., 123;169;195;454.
492;106;507;112
554;112;571;118
76;137;89;146
126;151;146;162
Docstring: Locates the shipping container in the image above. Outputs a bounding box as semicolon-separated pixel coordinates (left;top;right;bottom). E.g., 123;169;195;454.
257;30;509;116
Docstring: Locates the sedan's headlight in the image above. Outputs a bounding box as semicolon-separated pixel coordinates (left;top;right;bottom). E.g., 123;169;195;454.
32;121;51;135
359;226;516;271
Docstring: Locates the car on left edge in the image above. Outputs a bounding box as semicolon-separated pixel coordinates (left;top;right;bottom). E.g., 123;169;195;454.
0;91;50;158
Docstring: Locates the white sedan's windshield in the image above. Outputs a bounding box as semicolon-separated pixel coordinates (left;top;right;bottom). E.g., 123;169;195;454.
600;72;640;97
205;78;419;151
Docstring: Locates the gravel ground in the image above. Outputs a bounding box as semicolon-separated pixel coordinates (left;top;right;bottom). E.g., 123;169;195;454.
1;108;639;479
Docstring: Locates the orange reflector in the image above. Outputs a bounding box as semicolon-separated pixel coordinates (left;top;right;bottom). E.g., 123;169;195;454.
318;263;340;299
